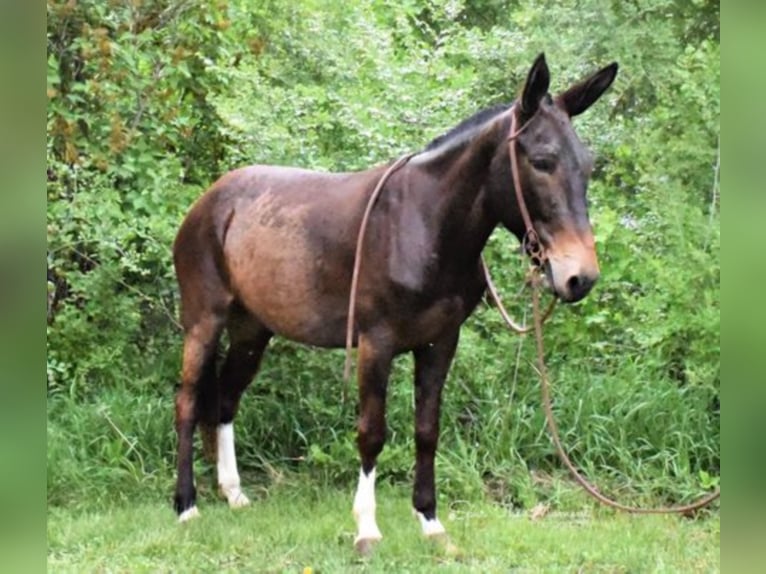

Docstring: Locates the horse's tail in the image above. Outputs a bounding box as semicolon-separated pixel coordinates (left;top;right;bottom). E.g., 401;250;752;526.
199;423;218;464
173;190;238;465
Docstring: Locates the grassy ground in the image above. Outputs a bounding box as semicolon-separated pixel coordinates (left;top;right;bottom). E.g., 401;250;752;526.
48;481;719;573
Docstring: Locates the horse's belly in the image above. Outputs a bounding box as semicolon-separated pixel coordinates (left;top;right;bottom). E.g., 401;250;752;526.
225;219;349;347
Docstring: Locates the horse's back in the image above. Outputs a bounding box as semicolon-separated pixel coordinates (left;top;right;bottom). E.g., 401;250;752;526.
174;163;383;345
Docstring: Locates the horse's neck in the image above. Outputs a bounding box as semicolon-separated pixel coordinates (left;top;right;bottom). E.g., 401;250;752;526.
410;125;504;268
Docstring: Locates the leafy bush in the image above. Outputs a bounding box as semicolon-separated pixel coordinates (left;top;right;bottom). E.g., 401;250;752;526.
47;0;718;509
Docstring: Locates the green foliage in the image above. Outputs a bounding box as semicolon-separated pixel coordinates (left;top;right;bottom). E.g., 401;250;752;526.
47;0;237;392
47;0;719;509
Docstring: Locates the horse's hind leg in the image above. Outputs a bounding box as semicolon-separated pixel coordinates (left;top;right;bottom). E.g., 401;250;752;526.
212;309;272;508
175;312;225;521
173;222;232;521
352;330;394;554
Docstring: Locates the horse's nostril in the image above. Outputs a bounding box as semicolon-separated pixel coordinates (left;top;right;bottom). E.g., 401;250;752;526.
567;274;582;293
565;274;595;301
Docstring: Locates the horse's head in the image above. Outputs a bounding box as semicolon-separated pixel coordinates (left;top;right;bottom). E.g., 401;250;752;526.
492;54;618;303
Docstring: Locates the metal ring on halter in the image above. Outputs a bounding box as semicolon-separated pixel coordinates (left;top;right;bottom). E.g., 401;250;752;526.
522;228;546;270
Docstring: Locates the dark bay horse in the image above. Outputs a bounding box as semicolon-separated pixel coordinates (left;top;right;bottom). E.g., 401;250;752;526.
172;53;618;551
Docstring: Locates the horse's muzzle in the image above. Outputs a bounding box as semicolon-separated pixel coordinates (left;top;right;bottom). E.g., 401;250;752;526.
561;271;597;302
544;252;599;303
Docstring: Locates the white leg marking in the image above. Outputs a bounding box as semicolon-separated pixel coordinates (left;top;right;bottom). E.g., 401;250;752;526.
415;510;446;537
353;467;382;543
217;423;250;508
178;506;200;522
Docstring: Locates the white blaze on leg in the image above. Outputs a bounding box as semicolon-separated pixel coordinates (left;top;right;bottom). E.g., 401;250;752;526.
353;467;382;543
217;423;250;508
415;510;446;537
178;506;200;522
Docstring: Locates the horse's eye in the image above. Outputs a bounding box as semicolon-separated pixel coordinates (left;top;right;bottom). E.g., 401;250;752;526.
531;157;556;173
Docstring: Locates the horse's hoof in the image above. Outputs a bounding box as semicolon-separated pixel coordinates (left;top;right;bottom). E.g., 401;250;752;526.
443;540;462;559
225;489;251;509
220;484;251;508
354;536;381;556
428;533;462;559
178;505;200;523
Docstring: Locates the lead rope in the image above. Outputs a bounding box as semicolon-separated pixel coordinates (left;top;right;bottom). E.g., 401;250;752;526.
528;269;721;513
480;256;556;333
343;153;415;402
505;105;720;514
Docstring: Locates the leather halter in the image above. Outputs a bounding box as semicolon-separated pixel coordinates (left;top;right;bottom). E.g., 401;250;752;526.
507;104;545;266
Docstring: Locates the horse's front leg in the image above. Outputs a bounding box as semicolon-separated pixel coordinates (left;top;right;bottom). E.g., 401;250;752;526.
412;329;460;540
352;330;394;555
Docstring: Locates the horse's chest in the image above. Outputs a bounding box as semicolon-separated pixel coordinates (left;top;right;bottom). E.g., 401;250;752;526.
394;295;466;348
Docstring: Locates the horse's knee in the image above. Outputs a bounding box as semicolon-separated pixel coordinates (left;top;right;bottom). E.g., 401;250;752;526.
357;418;387;459
415;420;439;454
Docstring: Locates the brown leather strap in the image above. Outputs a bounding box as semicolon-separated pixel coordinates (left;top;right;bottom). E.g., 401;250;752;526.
507;106;542;261
343;153;415;394
481;255;556;333
528;271;720;514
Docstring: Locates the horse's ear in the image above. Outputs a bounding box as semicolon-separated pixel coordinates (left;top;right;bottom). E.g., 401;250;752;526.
520;53;550;116
555;62;618;117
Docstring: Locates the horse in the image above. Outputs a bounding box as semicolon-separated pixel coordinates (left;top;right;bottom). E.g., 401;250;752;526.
172;53;618;552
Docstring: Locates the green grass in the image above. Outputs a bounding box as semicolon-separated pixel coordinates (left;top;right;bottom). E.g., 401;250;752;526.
48;482;719;573
47;379;720;572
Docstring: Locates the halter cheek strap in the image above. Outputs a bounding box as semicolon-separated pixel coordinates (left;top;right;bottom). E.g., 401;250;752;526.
507;105;545;266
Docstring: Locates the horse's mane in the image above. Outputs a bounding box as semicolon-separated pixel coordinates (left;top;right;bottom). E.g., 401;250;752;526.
423;103;510;152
